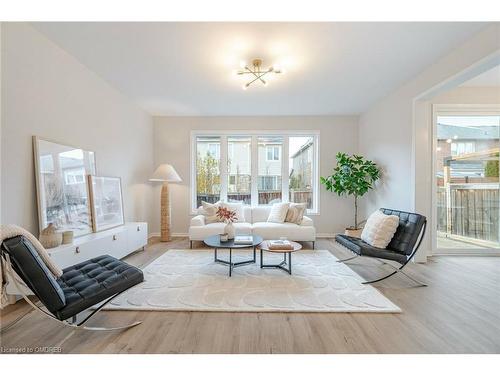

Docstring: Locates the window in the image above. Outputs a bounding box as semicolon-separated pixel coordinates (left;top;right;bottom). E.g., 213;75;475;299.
192;132;319;213
289;136;315;209
451;142;475;156
434;111;500;253
266;145;280;161
258;176;280;191
195;136;221;207
259;137;283;204
227;136;251;204
207;143;220;159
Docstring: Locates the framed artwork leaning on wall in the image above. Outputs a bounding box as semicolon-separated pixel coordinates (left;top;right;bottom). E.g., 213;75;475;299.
88;175;125;232
33;136;97;237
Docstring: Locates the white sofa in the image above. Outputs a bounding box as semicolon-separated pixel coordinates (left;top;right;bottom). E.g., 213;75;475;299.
189;205;316;248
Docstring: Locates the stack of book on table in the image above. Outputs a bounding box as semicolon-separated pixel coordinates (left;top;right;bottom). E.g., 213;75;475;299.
268;240;293;250
234;235;253;245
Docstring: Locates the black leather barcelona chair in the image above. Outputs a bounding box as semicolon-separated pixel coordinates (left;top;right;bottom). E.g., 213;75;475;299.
335;208;427;287
1;235;144;332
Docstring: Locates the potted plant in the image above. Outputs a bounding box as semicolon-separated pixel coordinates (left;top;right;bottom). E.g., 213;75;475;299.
320;152;380;237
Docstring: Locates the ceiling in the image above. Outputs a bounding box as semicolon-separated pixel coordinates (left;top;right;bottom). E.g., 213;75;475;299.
461;65;500;87
32;22;489;116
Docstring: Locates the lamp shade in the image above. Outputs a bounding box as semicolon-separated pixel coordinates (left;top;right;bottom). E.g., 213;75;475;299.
149;164;182;182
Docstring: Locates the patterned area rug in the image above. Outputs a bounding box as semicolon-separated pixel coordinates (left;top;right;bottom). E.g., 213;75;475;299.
106;249;401;313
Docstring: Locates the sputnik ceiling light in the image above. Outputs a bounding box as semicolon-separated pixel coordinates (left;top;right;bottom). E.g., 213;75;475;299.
236;58;282;89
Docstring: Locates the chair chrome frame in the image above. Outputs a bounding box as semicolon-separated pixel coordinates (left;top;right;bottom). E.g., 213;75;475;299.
336;221;428;287
1;253;142;333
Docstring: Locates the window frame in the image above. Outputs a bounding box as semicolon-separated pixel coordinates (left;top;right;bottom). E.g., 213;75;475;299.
266;145;280;161
431;104;500;256
191;130;320;215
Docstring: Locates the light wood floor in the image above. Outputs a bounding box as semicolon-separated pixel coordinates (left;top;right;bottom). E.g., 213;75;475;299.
1;238;500;354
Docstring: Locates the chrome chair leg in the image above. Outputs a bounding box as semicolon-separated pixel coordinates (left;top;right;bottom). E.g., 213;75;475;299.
336;254;358;263
2;254;143;333
362;259;428;287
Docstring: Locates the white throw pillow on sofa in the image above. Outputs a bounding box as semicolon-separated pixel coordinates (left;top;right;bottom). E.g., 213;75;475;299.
285;203;307;224
267;202;290;223
361;210;399;249
220;202;245;223
199;201;222;224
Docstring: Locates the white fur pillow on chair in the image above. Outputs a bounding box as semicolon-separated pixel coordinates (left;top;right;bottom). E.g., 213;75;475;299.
267;202;290;223
361;210;400;249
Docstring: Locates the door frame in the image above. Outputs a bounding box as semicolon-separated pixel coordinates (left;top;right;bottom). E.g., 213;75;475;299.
432;104;500;256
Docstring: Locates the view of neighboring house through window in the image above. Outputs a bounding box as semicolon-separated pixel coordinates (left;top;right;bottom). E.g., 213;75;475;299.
289;136;315;209
266;145;280;161
451;142;475;156
258;136;283;204
435;113;500;252
227;136;251;204
193;132;319;212
195;136;221;207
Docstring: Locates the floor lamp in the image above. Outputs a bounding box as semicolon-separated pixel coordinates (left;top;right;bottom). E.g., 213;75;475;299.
150;164;182;242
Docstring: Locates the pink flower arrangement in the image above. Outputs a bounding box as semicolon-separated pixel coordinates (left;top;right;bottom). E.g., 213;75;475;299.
216;206;237;223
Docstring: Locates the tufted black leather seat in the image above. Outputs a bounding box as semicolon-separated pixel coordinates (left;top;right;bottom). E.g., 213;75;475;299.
1;235;143;321
335;208;426;265
335;234;408;263
56;255;144;320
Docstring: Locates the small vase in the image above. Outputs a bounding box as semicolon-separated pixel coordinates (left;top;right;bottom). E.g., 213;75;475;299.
225;221;235;240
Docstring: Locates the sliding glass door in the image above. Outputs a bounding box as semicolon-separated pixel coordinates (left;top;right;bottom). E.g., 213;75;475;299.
434;108;500;253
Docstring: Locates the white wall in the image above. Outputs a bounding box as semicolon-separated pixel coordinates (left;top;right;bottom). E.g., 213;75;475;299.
1;23;155;235
358;24;500;261
432;86;500;104
153;116;359;236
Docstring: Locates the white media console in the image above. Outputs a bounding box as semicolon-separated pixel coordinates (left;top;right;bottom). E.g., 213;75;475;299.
47;222;148;269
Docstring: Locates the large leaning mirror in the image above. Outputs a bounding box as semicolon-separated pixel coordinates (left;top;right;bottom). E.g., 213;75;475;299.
33;136;96;237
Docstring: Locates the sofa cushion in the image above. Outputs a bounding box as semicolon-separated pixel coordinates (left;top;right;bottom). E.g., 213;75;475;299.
252;222;315;241
220;202;245;222
251;206;271;223
267;202;290;223
189;222;253;240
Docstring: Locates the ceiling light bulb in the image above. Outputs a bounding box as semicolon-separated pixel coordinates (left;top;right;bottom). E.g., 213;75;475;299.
239;60;247;69
263;81;268;86
446;139;452;143
242;84;248;90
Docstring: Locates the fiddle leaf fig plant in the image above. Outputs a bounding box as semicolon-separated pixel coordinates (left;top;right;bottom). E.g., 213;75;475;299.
320;152;380;230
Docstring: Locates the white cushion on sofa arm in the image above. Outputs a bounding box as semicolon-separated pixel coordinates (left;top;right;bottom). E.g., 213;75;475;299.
190;215;205;227
300;216;314;227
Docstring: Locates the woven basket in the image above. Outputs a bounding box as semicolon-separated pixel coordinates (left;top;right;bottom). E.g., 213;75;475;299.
39;223;62;249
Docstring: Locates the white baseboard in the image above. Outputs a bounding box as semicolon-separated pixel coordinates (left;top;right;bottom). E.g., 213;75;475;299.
149;232;189;238
316;233;336;238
